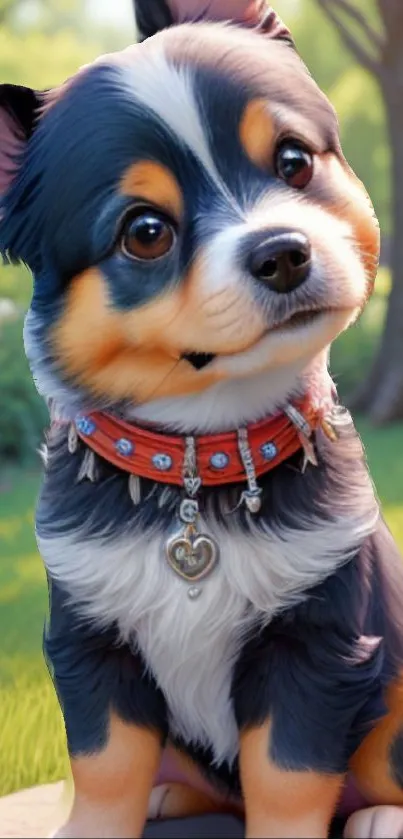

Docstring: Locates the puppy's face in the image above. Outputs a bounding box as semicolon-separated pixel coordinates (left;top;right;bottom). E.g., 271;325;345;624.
0;23;379;411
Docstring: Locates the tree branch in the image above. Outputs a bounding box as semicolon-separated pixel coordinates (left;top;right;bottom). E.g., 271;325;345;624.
317;0;383;76
324;0;384;50
377;0;403;63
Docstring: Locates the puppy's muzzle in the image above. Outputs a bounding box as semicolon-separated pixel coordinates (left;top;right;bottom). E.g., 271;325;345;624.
247;229;311;294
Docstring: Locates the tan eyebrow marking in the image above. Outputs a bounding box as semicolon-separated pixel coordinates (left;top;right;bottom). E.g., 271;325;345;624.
120;160;184;220
239;98;276;169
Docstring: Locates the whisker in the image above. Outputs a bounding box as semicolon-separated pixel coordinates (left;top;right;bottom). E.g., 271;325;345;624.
142;357;182;403
209;313;250;333
203;297;243;319
199;286;234;310
163;295;189;332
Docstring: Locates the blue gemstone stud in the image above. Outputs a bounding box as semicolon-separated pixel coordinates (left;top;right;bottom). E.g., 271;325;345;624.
115;438;134;457
210;452;230;470
76;416;96;436
260;441;278;461
152;453;173;471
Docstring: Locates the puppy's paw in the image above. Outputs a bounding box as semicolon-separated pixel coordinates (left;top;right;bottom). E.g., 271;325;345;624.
344;806;403;838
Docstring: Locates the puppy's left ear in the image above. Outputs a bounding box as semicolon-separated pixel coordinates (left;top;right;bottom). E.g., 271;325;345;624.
0;84;41;198
134;1;294;45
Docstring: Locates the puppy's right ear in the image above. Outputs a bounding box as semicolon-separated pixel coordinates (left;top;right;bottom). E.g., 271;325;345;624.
0;84;41;198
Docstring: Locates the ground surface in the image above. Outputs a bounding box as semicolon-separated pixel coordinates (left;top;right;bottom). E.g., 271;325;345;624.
0;782;247;839
0;784;348;839
0;782;64;839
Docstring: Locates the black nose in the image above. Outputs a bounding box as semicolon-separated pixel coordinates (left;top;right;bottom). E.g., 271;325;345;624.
248;229;311;293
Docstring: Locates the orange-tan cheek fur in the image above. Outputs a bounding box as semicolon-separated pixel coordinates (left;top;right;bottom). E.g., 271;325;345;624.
319;153;380;290
50;268;230;403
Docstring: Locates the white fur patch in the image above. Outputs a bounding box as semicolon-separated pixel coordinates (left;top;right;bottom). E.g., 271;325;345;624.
38;484;378;766
128;362;308;433
121;48;241;213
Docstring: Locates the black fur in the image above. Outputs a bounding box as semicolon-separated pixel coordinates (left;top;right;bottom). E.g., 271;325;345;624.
44;578;168;755
133;0;174;41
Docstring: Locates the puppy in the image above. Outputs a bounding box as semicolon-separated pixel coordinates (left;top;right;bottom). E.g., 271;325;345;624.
1;2;403;837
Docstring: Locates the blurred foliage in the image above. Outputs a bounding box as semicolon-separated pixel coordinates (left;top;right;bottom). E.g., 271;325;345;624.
0;0;132;88
0;317;48;465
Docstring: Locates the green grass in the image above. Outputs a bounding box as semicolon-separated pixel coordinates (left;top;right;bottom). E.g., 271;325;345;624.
0;471;69;797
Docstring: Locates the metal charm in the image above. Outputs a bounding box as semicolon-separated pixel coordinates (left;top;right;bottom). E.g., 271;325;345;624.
166;524;219;582
179;498;199;523
165;437;219;587
237;427;262;514
285;402;319;474
284;404;312;438
320;417;339;443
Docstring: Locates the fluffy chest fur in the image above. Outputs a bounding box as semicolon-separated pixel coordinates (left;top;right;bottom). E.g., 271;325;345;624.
37;427;378;765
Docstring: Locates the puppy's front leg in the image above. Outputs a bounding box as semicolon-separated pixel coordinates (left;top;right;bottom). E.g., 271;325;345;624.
55;715;161;839
240;722;344;839
44;579;167;839
233;607;381;838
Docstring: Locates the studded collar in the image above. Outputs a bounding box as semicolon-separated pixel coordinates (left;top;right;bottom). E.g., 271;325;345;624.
69;393;336;489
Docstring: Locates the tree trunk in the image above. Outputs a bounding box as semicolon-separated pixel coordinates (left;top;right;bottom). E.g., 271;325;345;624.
350;78;403;424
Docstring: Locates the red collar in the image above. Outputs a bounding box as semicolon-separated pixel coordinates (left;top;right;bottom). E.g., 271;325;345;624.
73;393;334;488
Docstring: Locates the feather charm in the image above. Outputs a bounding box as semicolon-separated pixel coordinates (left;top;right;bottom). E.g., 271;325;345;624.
128;474;141;505
68;423;79;454
77;448;99;483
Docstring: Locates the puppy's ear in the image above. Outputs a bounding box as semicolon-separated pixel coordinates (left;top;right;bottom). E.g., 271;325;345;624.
134;1;293;44
0;84;41;198
134;0;174;41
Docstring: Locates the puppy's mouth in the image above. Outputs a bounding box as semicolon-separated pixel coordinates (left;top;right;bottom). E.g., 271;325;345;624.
272;308;325;331
181;309;326;369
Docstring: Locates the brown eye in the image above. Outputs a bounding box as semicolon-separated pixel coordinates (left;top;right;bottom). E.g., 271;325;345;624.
275;141;314;189
121;211;176;261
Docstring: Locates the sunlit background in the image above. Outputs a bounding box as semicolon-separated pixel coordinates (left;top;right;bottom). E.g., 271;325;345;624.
0;0;402;804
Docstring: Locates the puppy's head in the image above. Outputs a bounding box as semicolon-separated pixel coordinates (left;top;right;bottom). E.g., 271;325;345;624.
0;7;379;418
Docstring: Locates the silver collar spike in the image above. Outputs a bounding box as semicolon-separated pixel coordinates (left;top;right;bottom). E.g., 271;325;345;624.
237;427;262;514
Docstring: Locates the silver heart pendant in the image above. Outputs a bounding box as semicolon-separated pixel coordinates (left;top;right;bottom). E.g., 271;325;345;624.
166;527;219;582
184;477;202;497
